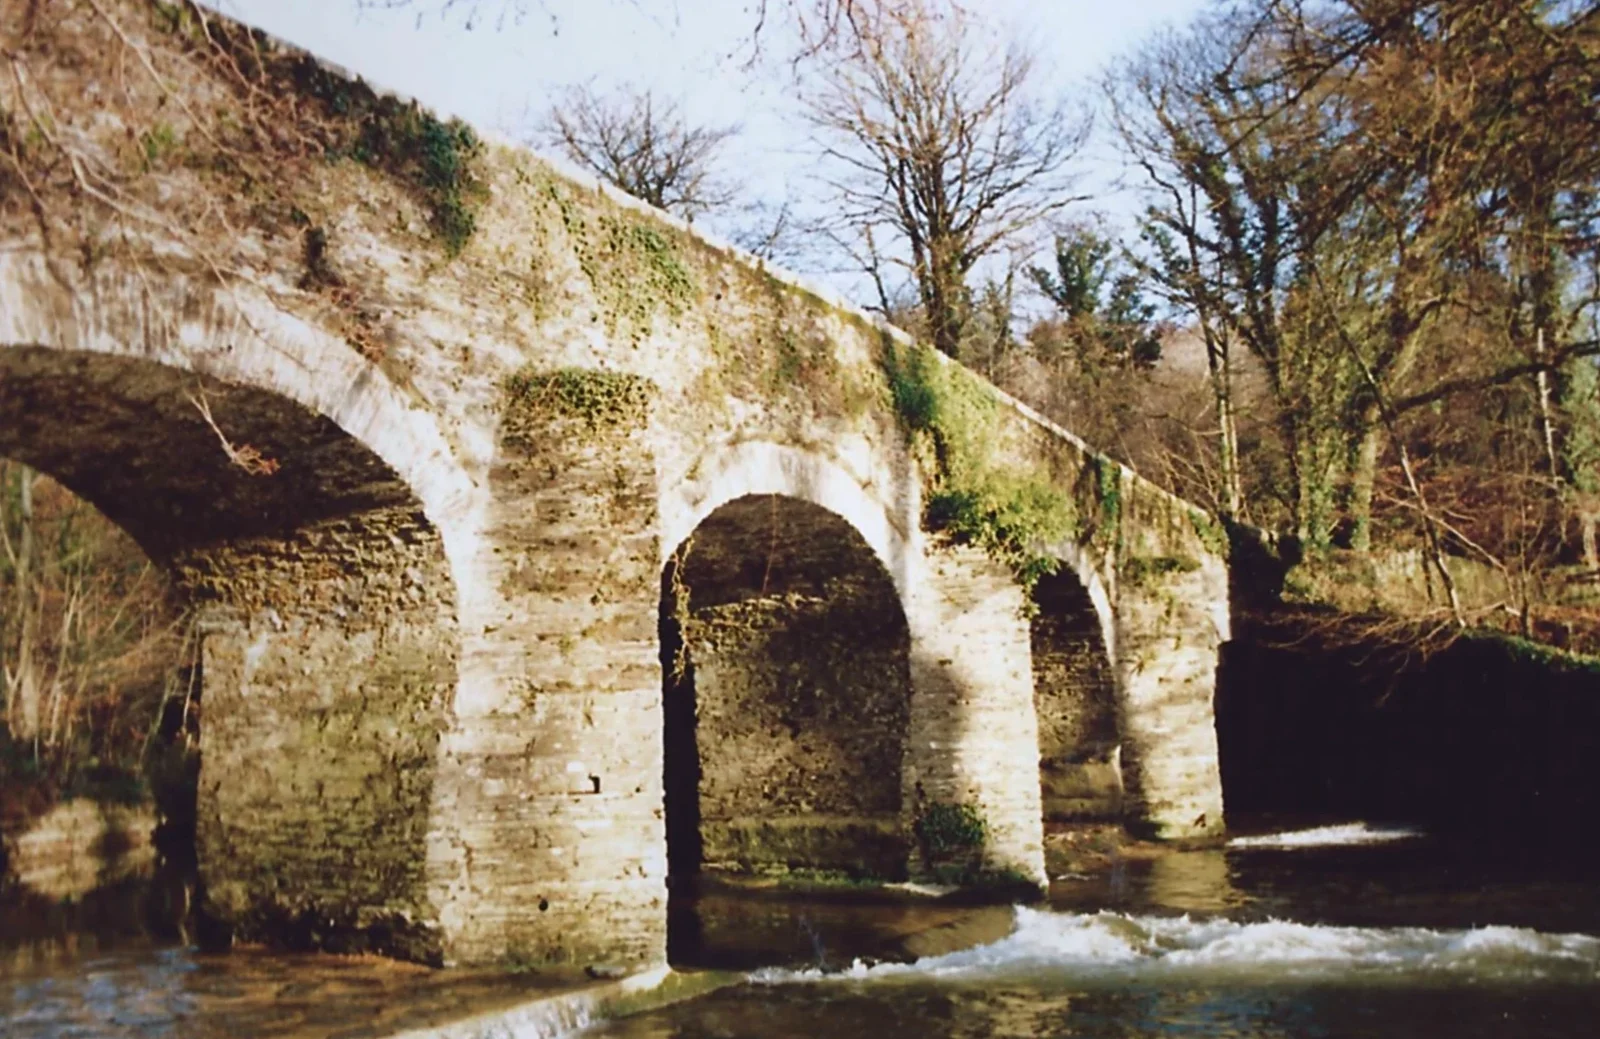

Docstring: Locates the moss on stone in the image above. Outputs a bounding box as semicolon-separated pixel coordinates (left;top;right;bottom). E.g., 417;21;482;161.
702;817;909;880
1189;510;1229;558
309;86;485;257
914;801;986;857
908;805;1043;891
501;367;656;444
149;4;488;257
1122;554;1202;588
538;181;697;342
885;342;1076;589
1476;630;1600;675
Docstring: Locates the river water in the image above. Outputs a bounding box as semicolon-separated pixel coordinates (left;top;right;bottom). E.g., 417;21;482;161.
5;820;1600;1037
610;822;1600;1039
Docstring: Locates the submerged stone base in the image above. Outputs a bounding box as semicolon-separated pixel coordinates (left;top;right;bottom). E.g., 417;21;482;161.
701;816;909;879
1;799;155;899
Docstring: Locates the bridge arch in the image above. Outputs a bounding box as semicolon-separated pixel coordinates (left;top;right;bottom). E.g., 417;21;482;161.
658;444;916;955
1029;548;1125;826
658;439;916;597
0;254;481;562
0;253;475;961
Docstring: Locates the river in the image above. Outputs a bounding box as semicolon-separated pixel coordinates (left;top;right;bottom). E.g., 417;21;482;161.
5;820;1600;1037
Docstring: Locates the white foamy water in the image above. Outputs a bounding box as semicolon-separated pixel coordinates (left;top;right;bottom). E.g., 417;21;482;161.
753;908;1600;987
1227;822;1423;850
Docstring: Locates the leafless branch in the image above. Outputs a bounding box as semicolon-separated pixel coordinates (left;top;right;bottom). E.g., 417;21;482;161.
796;0;1088;356
531;82;738;220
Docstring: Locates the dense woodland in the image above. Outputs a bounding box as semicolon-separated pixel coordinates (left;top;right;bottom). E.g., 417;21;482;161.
1;0;1597;810
526;1;1600;625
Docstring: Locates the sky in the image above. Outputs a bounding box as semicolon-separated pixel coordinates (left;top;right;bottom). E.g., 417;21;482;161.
202;0;1212;295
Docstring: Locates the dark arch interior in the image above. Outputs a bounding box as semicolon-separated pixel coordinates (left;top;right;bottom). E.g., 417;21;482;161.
660;494;913;943
1030;567;1123;825
0;347;426;561
0;345;456;959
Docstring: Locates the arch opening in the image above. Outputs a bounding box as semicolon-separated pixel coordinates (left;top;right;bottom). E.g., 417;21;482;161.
660;493;913;951
1030;567;1124;830
0;346;458;962
0;461;191;833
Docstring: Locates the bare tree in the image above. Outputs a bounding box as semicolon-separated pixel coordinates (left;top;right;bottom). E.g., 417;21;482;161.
798;0;1088;356
1;464;188;764
354;0;545;31
728;197;809;265
535;83;737;220
356;0;870;53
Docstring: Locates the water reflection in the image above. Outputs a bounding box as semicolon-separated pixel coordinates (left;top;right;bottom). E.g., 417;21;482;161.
1141;850;1244;915
590;968;1600;1039
1051;847;1247;920
1;853;600;1039
11;826;1600;1038
586;979;1563;1039
0;851;194;976
1;943;600;1039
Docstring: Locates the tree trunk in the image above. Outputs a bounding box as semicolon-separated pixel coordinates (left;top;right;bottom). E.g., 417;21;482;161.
1344;421;1385;553
923;243;970;359
1534;327;1560;477
1203;327;1243;519
10;467;40;743
1289;418;1341;552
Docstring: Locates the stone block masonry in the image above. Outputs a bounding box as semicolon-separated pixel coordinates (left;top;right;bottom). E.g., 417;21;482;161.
902;546;1048;885
1031;569;1124;822
187;504;458;957
0;0;1230;968
425;400;669;966
670;495;913;881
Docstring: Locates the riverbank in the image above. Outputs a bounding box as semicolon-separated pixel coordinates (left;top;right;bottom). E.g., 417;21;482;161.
1218;605;1600;838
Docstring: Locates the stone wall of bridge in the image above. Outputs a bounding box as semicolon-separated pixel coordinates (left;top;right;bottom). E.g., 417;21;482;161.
669;495;913;881
0;0;1230;969
1032;569;1124;823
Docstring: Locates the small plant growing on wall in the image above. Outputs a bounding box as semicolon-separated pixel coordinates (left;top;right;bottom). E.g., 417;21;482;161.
914;801;987;882
884;342;1076;593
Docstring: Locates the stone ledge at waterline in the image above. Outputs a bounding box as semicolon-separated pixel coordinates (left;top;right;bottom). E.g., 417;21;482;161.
0;0;1229;966
374;906;1019;1039
378;968;741;1039
0;799;157;900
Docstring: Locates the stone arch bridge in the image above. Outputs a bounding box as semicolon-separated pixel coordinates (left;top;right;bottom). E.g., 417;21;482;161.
0;1;1228;967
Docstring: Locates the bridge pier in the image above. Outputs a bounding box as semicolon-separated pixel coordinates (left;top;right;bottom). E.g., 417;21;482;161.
424;399;667;967
903;545;1049;888
1115;566;1229;839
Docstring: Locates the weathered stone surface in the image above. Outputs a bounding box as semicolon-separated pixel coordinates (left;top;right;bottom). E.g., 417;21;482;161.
191;501;457;961
903;545;1047;884
666;495;911;880
1032;569;1124;822
0;0;1232;967
426;408;667;966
